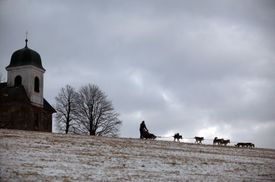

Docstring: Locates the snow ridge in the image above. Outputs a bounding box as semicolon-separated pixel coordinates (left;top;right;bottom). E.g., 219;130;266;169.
0;129;275;181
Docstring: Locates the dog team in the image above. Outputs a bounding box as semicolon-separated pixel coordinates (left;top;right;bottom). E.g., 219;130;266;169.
174;134;254;148
140;121;255;148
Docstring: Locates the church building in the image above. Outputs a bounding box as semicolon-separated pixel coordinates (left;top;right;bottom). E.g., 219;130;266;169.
0;38;55;132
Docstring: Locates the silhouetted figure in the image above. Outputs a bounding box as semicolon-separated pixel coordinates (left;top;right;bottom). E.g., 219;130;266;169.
139;121;148;139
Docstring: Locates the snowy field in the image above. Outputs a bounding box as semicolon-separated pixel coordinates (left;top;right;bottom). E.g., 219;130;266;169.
0;129;275;181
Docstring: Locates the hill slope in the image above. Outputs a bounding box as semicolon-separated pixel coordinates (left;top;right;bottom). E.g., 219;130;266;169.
0;129;275;181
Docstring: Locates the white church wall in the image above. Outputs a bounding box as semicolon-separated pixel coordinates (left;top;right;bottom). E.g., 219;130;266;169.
7;65;45;107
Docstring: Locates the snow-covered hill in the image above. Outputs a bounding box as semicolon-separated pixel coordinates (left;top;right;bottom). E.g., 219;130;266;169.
0;129;275;181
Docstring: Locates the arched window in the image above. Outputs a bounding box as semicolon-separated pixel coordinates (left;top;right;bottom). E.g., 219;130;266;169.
34;77;40;92
14;75;22;86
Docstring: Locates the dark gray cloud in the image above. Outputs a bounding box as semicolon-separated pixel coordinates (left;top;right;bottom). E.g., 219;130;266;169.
1;0;275;148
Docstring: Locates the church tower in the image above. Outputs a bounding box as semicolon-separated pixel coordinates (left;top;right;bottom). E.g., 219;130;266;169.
6;38;45;107
0;37;55;132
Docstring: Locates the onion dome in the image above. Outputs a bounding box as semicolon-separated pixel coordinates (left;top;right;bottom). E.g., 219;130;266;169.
6;39;45;70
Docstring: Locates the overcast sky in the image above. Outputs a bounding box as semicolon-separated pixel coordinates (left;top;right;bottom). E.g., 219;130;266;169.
1;0;275;148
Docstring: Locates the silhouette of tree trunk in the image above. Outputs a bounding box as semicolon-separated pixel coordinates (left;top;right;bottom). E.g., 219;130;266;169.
75;84;122;137
55;85;79;134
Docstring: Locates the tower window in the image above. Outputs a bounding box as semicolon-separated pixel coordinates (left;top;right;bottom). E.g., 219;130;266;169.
14;75;22;86
34;77;40;92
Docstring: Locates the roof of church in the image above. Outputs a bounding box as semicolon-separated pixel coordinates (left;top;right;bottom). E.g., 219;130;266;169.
0;83;55;113
6;39;45;71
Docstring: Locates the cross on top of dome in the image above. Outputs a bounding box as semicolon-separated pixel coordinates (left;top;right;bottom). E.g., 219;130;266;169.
25;31;28;48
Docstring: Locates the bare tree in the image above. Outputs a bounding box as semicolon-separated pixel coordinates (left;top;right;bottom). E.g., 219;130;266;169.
55;85;79;134
76;84;122;136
